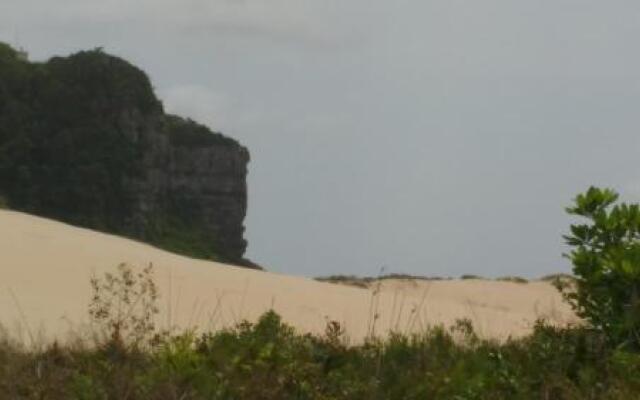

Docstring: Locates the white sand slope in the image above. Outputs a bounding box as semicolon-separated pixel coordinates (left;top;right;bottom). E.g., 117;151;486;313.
0;210;578;344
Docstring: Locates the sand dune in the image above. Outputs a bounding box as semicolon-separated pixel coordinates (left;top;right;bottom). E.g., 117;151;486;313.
0;210;578;344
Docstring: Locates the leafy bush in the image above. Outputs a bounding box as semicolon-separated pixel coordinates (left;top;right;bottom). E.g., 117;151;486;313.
497;276;529;284
539;273;575;283
460;274;484;280
564;187;640;349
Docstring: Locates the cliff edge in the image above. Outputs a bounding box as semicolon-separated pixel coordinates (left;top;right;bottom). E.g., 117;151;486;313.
0;43;255;267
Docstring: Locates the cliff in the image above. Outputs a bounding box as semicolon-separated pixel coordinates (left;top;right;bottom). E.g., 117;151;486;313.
0;43;255;267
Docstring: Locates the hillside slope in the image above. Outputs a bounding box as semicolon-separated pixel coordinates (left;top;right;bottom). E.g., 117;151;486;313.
0;210;579;344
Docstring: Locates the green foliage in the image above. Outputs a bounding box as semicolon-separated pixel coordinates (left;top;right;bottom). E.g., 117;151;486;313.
0;44;154;230
540;273;576;283
460;274;484;280
496;276;529;284
315;274;450;289
564;187;640;349
2;312;640;399
165;114;238;148
315;275;373;288
144;200;221;261
0;47;156;230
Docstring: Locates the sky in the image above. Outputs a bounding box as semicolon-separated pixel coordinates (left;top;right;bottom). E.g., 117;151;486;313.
2;0;640;278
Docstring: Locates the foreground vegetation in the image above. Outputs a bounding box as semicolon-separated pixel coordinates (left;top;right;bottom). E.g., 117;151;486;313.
2;311;640;399
1;249;640;400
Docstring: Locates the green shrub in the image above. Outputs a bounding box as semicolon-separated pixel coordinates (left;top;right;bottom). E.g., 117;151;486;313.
460;274;484;280
497;276;529;284
314;275;372;288
89;263;159;347
564;187;640;349
539;273;575;283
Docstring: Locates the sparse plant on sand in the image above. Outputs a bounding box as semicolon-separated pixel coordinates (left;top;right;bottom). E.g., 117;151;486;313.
88;263;159;347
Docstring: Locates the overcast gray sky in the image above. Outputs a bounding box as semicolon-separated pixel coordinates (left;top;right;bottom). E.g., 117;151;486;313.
3;1;640;278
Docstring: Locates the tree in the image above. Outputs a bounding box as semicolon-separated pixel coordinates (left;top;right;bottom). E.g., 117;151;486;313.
564;187;640;349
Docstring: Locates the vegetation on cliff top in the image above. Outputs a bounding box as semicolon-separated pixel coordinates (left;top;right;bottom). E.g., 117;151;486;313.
0;42;246;263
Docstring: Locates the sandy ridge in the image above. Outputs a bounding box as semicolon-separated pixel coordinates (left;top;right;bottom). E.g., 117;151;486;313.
0;210;578;344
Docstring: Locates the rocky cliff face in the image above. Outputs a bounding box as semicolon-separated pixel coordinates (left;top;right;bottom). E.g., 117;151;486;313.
129;115;250;263
0;44;254;266
168;143;249;261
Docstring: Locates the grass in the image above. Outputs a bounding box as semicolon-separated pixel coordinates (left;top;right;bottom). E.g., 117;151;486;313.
2;264;639;399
